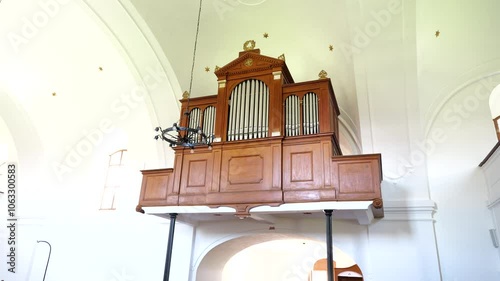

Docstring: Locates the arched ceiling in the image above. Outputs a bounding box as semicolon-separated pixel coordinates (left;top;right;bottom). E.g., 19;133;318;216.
128;0;362;150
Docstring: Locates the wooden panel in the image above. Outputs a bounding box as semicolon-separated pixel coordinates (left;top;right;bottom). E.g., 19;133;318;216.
228;155;264;184
291;151;314;182
206;190;282;205
139;169;175;206
332;154;382;200
283;142;323;190
283;135;337;202
143;175;168;200
142;175;169;201
205;140;284;206
187;160;208;188
179;151;214;204
338;162;373;193
220;146;273;192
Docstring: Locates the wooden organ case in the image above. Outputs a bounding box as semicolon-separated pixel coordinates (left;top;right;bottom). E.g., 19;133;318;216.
137;47;384;218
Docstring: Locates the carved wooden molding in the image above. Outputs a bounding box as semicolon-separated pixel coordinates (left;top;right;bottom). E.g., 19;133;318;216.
223;202;282;218
373;198;383;209
136;204;145;214
215;51;294;83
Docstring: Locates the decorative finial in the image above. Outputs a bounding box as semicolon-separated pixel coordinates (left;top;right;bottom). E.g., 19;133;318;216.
182;91;190;99
318;70;328;79
243;40;256;51
278;54;285;61
214;65;220;72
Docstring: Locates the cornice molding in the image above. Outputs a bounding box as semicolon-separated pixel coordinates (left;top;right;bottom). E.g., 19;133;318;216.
381;199;437;221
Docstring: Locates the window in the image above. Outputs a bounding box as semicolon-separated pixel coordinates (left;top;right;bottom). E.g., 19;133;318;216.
100;149;127;210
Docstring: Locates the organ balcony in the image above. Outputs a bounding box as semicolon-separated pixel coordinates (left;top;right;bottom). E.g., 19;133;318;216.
137;46;383;224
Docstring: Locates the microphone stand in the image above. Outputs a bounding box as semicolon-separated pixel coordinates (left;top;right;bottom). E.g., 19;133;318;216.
37;240;52;281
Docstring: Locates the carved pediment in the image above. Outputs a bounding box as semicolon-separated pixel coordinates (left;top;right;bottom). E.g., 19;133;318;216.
215;49;294;83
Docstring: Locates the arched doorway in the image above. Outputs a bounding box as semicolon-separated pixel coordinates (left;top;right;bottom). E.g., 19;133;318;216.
195;233;361;281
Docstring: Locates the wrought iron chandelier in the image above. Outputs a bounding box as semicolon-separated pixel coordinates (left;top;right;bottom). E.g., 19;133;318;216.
154;0;212;150
154;122;212;149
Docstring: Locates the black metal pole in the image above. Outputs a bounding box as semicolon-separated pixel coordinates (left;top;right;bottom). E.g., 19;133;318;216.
164;213;178;281
324;210;334;281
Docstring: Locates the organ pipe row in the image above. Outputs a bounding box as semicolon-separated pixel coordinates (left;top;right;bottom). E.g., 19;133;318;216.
187;81;319;141
285;92;319;136
303;92;319;135
188;106;216;143
227;79;269;141
202;106;216;138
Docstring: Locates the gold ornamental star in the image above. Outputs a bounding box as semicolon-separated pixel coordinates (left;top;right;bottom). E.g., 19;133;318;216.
435;30;440;37
205;66;210;72
98;66;103;71
263;32;269;38
329;44;334;51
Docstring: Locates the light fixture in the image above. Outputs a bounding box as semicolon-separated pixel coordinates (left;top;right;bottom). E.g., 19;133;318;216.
154;124;212;149
154;0;212;151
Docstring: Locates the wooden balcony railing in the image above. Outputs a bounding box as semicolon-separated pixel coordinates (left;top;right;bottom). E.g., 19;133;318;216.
137;134;382;218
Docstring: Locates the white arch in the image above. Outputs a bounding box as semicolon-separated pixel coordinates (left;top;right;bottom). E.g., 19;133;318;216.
77;0;184;167
194;231;356;281
0;89;42;173
423;58;500;139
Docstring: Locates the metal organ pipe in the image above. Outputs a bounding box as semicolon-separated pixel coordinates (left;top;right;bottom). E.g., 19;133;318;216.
302;92;319;135
202;106;216;139
227;79;269;141
284;92;319;136
189;108;201;142
285;95;300;137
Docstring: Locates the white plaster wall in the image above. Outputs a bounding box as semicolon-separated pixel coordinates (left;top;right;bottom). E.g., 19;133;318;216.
0;1;189;280
191;214;440;281
426;77;500;280
7;215;193;281
481;140;500;261
482;146;500;206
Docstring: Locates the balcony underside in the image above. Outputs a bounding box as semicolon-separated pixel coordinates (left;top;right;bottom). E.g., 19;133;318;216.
142;201;380;225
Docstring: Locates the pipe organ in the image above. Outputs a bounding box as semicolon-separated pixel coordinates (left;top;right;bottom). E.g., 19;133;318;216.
137;46;383;218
